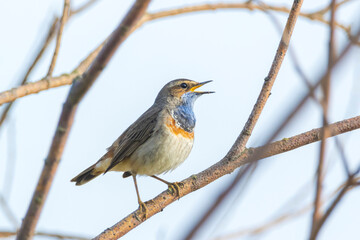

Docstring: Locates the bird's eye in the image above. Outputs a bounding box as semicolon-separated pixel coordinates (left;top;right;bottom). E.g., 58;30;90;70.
180;83;188;89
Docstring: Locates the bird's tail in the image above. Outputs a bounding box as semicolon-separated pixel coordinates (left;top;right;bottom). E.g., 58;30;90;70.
71;151;114;185
71;163;102;186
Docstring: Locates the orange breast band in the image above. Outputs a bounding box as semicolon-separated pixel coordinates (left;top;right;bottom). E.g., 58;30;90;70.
166;117;194;139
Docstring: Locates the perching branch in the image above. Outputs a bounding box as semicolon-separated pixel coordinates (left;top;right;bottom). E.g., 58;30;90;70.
207;19;360;240
0;1;357;107
16;1;151;239
185;0;304;238
94;2;359;238
93;115;360;240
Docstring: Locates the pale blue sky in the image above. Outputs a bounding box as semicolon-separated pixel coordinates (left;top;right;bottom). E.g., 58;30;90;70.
1;0;360;239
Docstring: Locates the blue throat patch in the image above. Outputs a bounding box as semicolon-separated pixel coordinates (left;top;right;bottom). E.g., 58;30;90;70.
172;92;199;133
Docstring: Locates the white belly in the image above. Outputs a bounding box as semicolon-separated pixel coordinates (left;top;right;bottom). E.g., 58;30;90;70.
125;126;194;176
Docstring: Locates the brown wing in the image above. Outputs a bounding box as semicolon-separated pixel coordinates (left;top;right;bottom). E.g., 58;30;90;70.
105;104;162;172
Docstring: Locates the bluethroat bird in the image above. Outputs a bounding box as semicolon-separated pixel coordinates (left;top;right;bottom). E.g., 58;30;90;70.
71;79;213;217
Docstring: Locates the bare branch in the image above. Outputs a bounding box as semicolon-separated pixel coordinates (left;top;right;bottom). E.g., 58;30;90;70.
0;17;58;127
311;0;350;16
261;1;352;184
0;0;99;127
0;1;357;106
184;0;304;238
136;2;354;40
15;1;151;239
334;136;351;176
310;1;337;238
0;230;89;240
46;0;71;77
0;42;104;107
70;0;99;15
214;175;360;240
93;7;360;238
258;2;314;91
225;0;304;159
93;115;360;240
215;203;312;240
311;173;359;238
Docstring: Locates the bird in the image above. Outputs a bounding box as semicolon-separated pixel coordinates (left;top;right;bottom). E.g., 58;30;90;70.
71;79;213;218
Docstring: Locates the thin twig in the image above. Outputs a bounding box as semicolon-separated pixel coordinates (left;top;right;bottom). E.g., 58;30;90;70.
258;1;314;93
46;0;71;77
15;1;151;239
312;0;350;16
187;163;257;240
136;2;354;40
93;11;360;239
257;22;360;166
185;1;304;238
0;42;104;107
262;2;351;182
93;115;360;240
70;0;99;15
0;0;99;128
0;230;89;240
226;0;304;159
334;136;351;176
311;172;359;238
0;17;58;128
310;1;337;238
0;1;357;106
214;175;360;240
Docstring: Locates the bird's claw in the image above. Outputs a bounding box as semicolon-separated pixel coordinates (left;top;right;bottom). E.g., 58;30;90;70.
168;182;183;198
135;201;148;221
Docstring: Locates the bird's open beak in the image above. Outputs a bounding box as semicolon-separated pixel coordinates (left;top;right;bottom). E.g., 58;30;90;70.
190;80;215;94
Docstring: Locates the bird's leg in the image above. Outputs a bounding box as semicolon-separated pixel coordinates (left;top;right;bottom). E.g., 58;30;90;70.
151;175;183;198
132;175;147;220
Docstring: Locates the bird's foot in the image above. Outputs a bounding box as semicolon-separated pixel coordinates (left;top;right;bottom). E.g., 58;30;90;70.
167;182;183;198
135;201;148;221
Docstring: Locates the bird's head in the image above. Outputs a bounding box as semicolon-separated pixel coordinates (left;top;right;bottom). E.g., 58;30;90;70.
155;79;214;106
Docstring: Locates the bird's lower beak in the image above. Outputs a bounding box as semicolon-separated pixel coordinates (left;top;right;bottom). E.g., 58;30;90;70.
190;80;215;94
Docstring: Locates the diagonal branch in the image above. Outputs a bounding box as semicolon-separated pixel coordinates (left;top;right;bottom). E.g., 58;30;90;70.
214;174;360;240
225;0;303;160
310;1;337;238
313;171;360;234
70;0;99;15
0;42;104;107
15;1;151;239
93;115;360;240
0;1;356;107
0;0;99;128
185;1;304;238
0;17;58;127
46;0;71;77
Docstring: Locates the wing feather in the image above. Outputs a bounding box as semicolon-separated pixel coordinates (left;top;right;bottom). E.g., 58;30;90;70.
105;105;162;172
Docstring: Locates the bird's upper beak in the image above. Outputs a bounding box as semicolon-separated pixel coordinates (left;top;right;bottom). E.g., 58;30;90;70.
190;80;215;95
